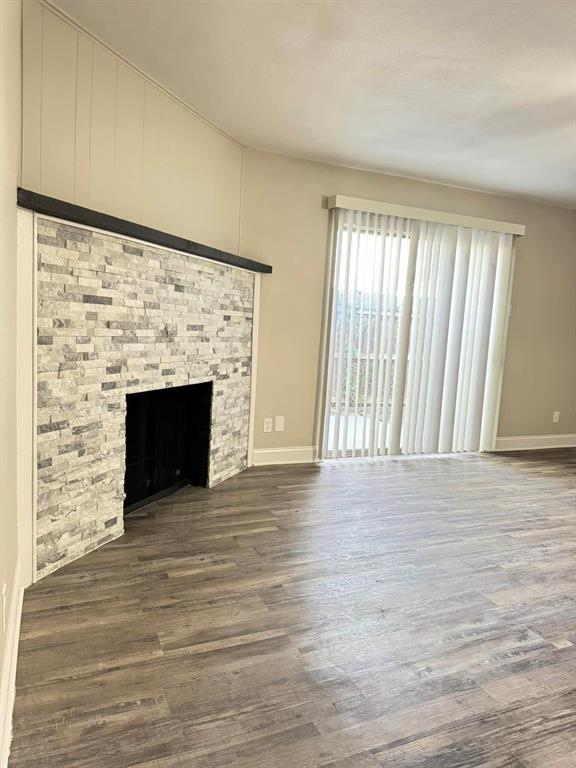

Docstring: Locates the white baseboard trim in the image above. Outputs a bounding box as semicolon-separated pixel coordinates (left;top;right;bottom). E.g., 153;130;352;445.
252;446;318;466
494;434;576;451
0;562;24;768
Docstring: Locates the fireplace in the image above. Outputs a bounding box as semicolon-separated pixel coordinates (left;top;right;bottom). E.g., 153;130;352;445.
124;382;213;512
33;214;260;579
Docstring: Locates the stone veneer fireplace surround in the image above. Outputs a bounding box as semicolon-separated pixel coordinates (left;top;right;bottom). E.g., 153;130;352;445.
30;212;262;581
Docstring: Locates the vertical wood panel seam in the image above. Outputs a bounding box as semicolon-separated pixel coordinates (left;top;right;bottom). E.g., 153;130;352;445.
87;40;93;202
141;83;148;225
38;3;43;191
19;0;23;185
88;38;95;207
137;71;145;221
176;99;184;237
72;26;78;200
73;30;78;202
112;55;119;216
73;31;92;205
237;147;246;256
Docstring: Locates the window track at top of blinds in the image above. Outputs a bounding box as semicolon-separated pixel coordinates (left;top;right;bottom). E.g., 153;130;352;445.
326;195;525;237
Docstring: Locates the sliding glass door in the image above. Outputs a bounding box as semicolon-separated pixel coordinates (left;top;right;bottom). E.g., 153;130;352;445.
320;206;516;459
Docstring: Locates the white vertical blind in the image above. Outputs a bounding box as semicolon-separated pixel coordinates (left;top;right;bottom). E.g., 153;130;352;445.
321;207;517;459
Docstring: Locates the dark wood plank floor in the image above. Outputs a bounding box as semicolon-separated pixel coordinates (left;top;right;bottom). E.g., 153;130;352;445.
9;450;576;768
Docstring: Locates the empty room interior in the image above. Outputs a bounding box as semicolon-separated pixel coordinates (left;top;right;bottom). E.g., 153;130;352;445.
1;1;576;766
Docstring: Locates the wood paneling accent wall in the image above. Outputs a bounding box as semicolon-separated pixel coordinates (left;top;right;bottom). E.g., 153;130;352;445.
22;0;243;254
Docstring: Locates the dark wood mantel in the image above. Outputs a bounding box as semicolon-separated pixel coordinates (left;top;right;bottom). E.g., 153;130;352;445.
17;188;272;274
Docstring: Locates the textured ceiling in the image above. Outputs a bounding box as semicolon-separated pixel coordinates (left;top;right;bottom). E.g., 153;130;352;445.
54;0;576;206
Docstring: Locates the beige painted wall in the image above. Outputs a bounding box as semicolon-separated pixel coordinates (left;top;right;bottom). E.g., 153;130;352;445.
240;150;576;450
22;0;243;254
0;0;21;710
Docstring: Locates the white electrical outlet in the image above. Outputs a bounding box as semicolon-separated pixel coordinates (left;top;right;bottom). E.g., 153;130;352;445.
263;417;273;433
553;411;560;423
274;415;285;432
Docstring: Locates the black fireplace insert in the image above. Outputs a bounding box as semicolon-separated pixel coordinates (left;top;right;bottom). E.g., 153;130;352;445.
124;381;212;513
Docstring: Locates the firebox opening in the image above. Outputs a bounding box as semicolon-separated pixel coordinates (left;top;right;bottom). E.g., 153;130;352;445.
124;381;213;513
